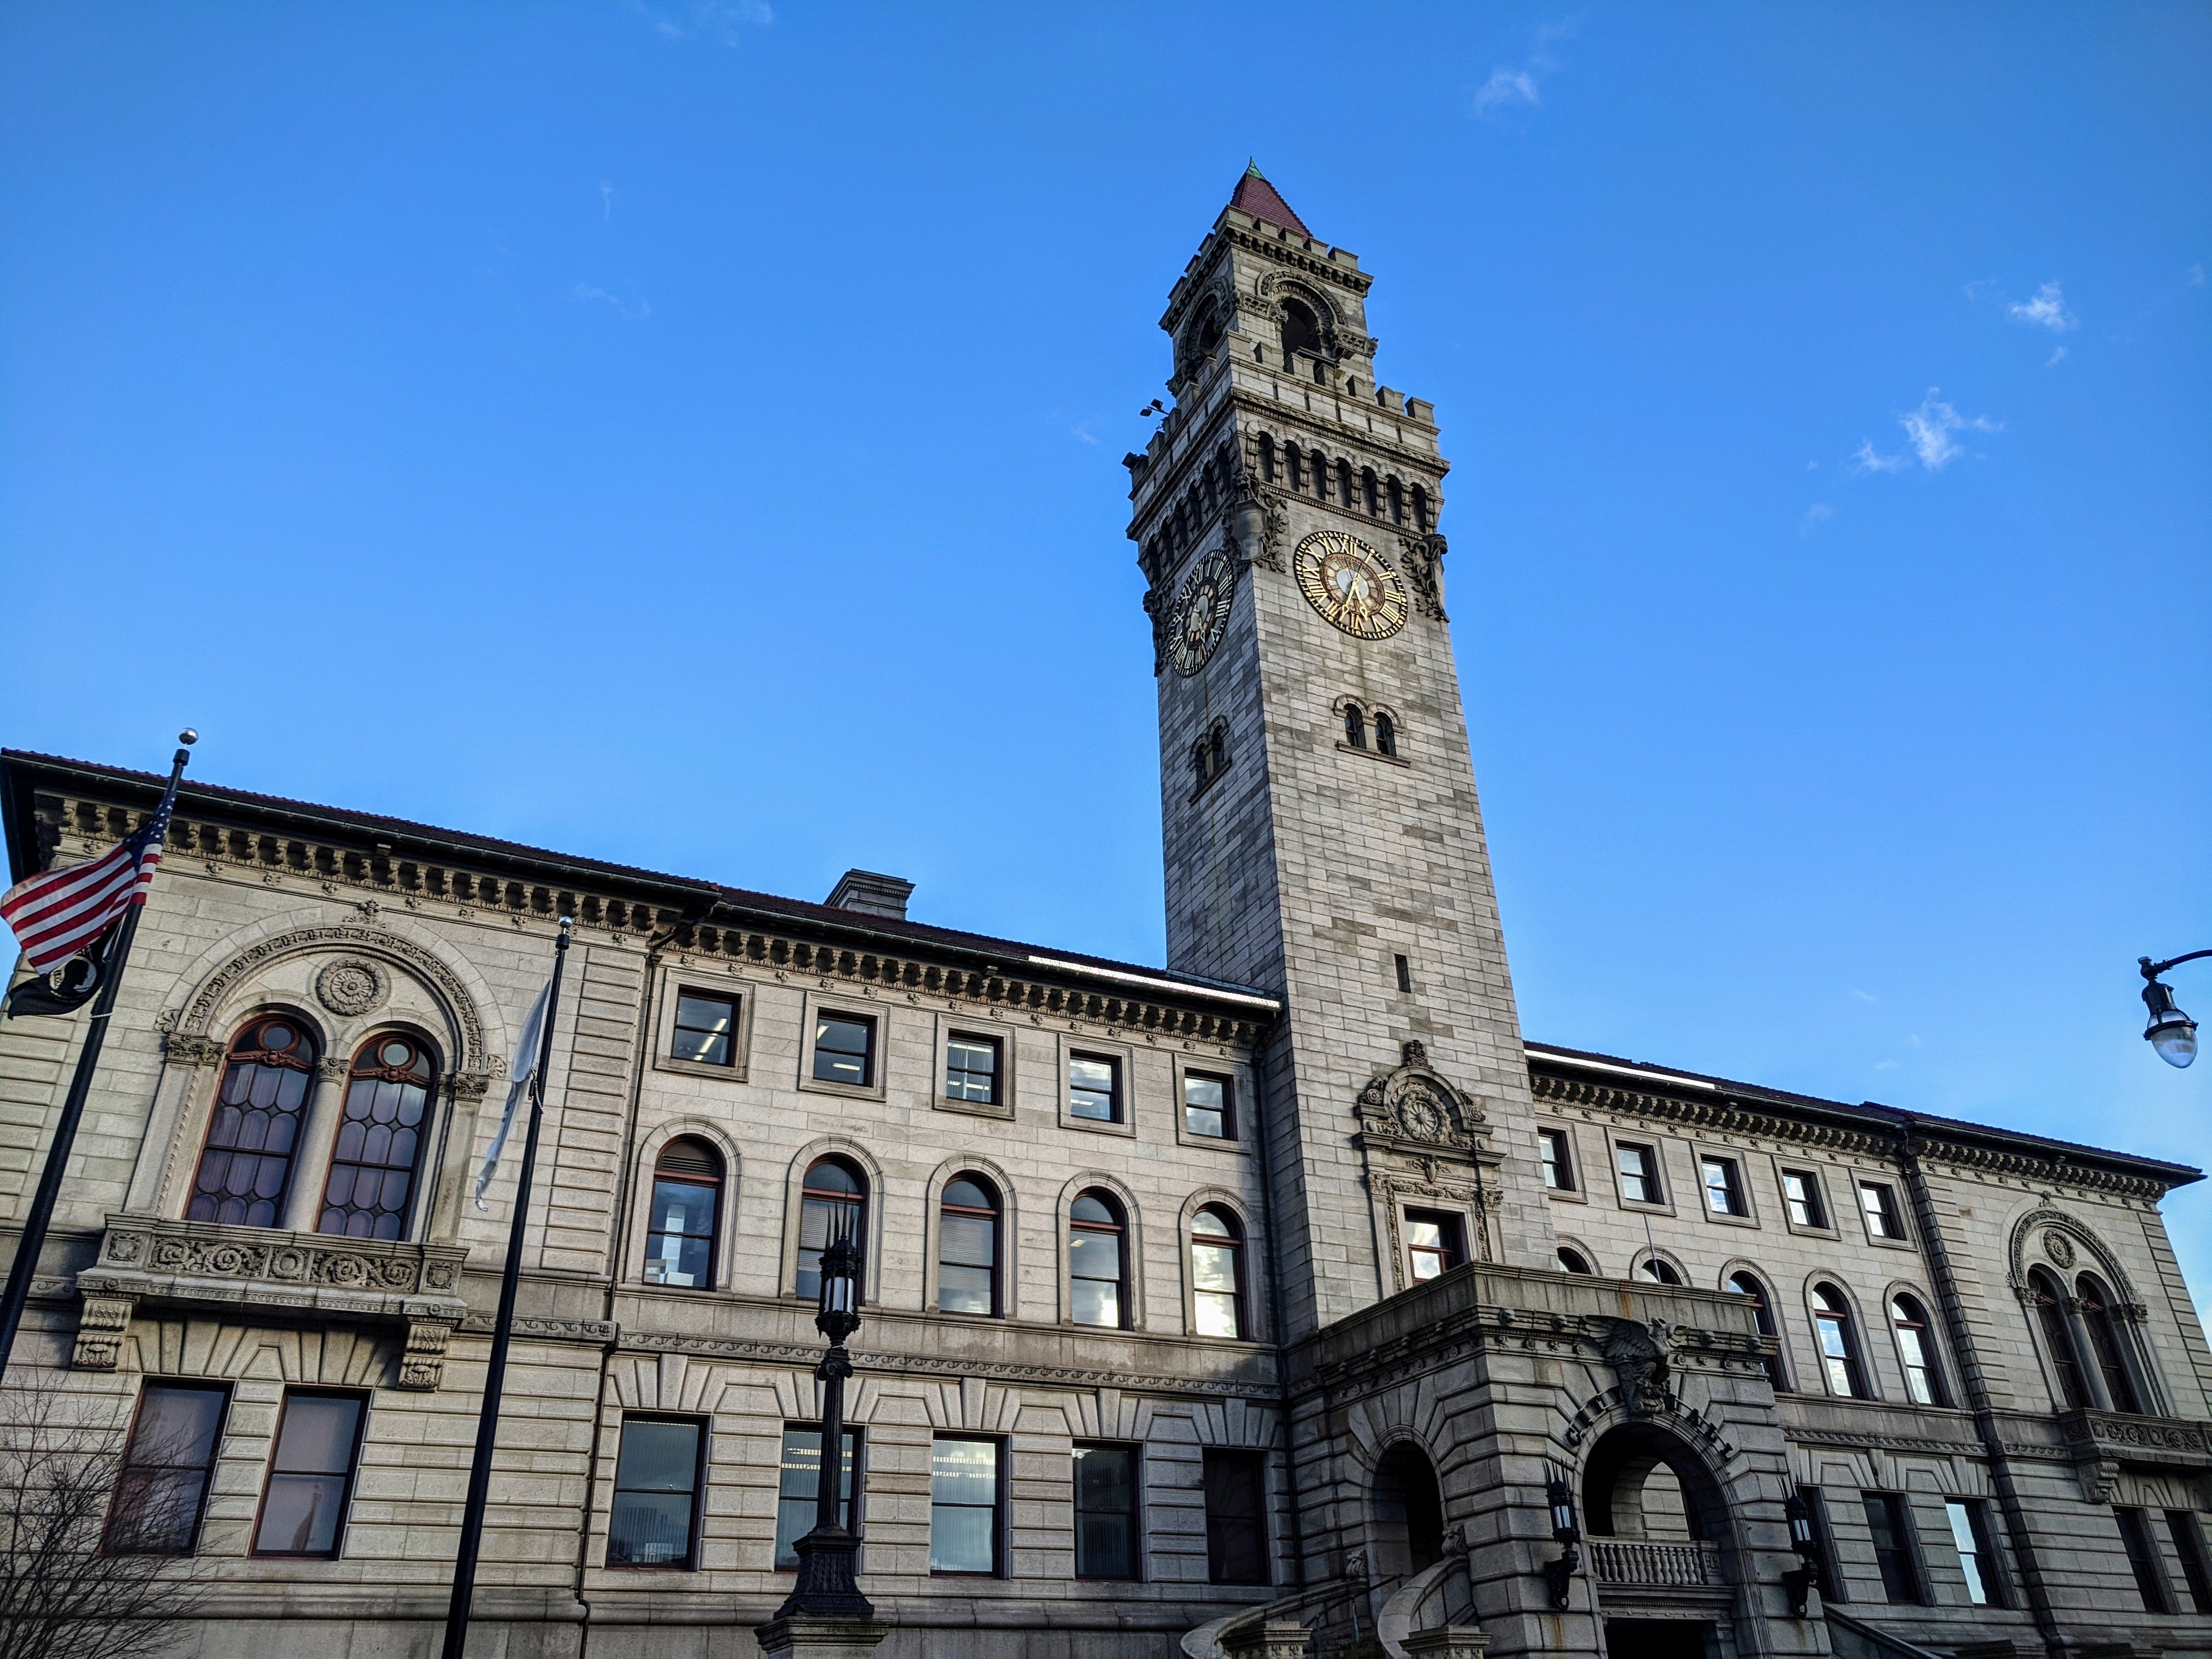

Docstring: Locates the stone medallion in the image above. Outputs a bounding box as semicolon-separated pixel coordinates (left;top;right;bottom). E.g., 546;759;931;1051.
316;958;388;1017
2042;1230;2075;1269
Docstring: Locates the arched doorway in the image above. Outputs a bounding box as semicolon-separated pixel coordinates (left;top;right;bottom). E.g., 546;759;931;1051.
1372;1443;1445;1578
1580;1423;1736;1655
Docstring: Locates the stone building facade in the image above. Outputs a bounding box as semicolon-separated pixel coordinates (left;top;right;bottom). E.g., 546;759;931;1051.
2;167;2209;1659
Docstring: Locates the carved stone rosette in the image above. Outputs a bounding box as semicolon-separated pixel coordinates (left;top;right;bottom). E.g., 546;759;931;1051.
75;1214;470;1390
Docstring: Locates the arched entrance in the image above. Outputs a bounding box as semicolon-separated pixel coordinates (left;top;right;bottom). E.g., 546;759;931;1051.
1372;1443;1445;1578
1580;1423;1736;1654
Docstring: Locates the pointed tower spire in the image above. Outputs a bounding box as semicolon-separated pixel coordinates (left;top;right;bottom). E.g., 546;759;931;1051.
1228;160;1311;237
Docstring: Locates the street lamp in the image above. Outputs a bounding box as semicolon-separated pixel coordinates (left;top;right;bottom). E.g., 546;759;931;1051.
774;1220;873;1620
1541;1478;1580;1609
1781;1491;1821;1617
2139;952;2210;1069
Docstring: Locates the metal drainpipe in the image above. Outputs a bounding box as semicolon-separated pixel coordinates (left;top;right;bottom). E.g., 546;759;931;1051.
1248;1023;1309;1590
1896;1123;2066;1657
569;918;686;1623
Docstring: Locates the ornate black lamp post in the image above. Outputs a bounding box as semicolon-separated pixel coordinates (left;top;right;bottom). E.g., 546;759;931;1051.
1781;1491;1821;1617
1541;1478;1580;1609
2140;952;2209;1068
775;1223;873;1620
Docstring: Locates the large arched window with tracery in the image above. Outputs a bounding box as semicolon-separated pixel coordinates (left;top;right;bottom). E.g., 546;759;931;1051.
2076;1274;2142;1414
189;1014;320;1227
317;1031;436;1240
2028;1267;2090;1409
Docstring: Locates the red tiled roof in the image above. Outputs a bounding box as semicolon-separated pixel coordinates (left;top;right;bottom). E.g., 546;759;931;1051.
1229;161;1310;237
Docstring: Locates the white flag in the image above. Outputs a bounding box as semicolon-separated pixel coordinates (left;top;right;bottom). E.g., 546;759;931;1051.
474;974;554;1211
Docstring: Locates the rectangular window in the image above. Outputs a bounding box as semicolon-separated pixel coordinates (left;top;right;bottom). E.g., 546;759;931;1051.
105;1381;230;1555
1616;1142;1661;1205
775;1425;860;1570
253;1390;366;1557
2166;1509;2212;1615
1068;1053;1122;1123
1073;1443;1140;1580
1782;1169;1827;1228
1701;1155;1746;1216
606;1416;704;1569
1538;1128;1574;1191
930;1436;1001;1575
1202;1449;1269;1586
1393;954;1411;992
1945;1497;2004;1607
1861;1492;1924;1604
811;1012;875;1087
1801;1486;1845;1602
670;990;737;1066
2116;1507;2170;1613
1404;1209;1466;1281
1860;1181;1904;1240
1184;1071;1232;1139
944;1033;999;1104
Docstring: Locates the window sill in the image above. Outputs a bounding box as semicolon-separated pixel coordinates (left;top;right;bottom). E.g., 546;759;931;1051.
795;1072;887;1105
1335;741;1410;768
1058;1110;1137;1138
1699;1208;1761;1228
1615;1196;1675;1217
652;1052;749;1084
1781;1222;1841;1241
932;1094;1015;1121
1544;1185;1590;1205
1857;1234;1920;1252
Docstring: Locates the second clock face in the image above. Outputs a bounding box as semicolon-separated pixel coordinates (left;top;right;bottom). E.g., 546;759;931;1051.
1167;550;1234;676
1294;530;1408;640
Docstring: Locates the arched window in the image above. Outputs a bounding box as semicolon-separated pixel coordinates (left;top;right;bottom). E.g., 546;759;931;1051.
1336;460;1354;507
1412;485;1431;532
1259;434;1278;484
1280;298;1320;360
1557;1248;1592;1275
1314;452;1331;500
1285;443;1304;492
189;1014;319;1228
1373;713;1397;758
1387;477;1405;524
1813;1284;1869;1398
2076;1275;2141;1414
1191;1207;1246;1338
317;1032;436;1240
1638;1256;1684;1286
1361;468;1379;516
1069;1190;1128;1328
1343;704;1367;749
2028;1267;2090;1409
644;1137;722;1289
1890;1293;1949;1406
1208;724;1228;779
1729;1272;1786;1390
939;1175;1002;1317
797;1157;867;1302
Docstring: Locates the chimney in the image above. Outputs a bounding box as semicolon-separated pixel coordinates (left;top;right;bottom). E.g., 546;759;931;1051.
825;869;914;921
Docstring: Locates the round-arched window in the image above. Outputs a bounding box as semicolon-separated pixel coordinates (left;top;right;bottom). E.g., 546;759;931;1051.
939;1175;1002;1316
1070;1190;1127;1329
798;1157;866;1302
318;1031;436;1240
189;1014;320;1228
1191;1207;1246;1338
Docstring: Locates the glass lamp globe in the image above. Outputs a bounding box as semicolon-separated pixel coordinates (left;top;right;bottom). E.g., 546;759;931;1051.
2148;1009;2198;1069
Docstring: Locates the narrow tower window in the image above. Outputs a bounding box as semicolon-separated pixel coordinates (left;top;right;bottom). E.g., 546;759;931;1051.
1280;299;1320;360
1344;705;1367;749
1394;954;1411;993
1373;713;1397;757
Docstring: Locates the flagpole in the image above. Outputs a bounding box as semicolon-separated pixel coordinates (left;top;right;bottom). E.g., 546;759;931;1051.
0;733;193;1379
442;916;572;1659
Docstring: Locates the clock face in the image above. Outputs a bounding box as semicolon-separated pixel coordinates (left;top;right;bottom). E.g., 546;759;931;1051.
1293;530;1408;640
1167;550;1235;676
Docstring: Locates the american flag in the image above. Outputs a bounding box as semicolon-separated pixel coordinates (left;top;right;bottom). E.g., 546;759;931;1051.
1;790;177;974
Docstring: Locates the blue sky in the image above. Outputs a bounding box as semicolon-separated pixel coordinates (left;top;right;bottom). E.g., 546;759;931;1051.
4;5;2208;1296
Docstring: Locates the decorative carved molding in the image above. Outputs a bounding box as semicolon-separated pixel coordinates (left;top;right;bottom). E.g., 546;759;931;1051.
397;1319;456;1390
2005;1207;2141;1308
620;1330;1269;1399
445;1070;493;1104
1600;1318;1675;1415
1397;532;1448;621
1356;1041;1486;1151
162;1033;226;1068
72;1293;136;1370
457;1313;619;1344
315;958;388;1017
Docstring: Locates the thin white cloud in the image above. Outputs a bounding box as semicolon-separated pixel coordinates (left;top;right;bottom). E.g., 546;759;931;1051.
1474;68;1541;114
1473;19;1574;117
1851;439;1909;475
1874;1059;1898;1071
619;0;773;46
2046;345;2067;368
2007;280;2076;333
1849;987;1876;1002
1899;387;1998;470
600;183;616;222
574;283;651;319
2190;264;2205;287
1799;504;1832;536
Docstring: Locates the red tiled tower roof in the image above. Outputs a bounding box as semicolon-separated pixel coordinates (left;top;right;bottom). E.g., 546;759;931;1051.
1229;160;1310;237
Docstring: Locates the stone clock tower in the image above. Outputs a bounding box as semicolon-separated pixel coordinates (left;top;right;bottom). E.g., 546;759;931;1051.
1126;165;1556;1337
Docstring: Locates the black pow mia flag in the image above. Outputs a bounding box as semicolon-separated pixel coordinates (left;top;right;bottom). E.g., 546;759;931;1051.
3;916;124;1018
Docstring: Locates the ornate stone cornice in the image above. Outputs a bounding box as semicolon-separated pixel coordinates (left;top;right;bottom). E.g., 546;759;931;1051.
1530;1070;2175;1202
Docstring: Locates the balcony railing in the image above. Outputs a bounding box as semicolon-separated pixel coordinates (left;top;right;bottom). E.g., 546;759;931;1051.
1587;1538;1720;1587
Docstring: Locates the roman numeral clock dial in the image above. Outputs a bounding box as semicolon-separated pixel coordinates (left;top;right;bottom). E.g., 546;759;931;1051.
1166;549;1235;676
1293;529;1408;641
